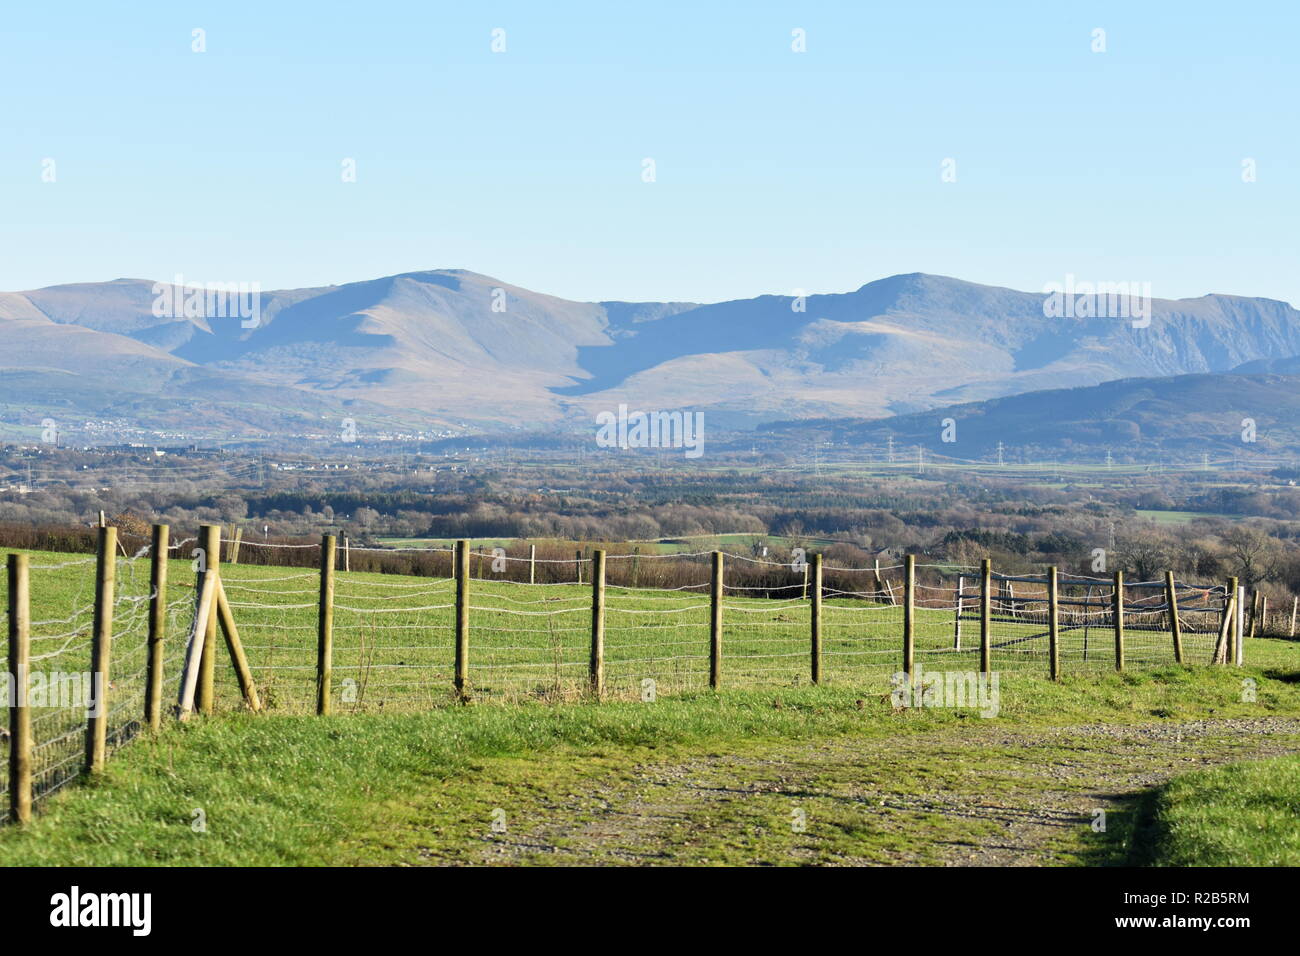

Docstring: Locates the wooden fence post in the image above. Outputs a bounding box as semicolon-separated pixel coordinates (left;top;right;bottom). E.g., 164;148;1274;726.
810;553;823;684
1237;582;1248;665
710;551;723;689
881;557;898;606
7;553;32;824
316;534;336;715
1214;582;1237;665
176;568;218;720
590;549;605;698
1047;566;1060;681
85;525;117;774
231;527;243;565
1290;596;1297;638
1112;570;1125;672
215;579;261;712
343;536;350;573
1227;577;1240;664
145;524;169;731
529;544;536;585
575;549;582;585
196;525;220;716
455;539;469;699
1214;598;1233;664
979;559;991;674
953;575;964;650
1165;570;1183;664
1247;590;1260;641
902;554;915;678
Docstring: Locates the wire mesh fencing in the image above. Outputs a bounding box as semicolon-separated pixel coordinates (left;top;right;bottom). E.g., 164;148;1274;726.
199;541;1242;714
1;541;191;825
4;529;1247;825
969;573;1229;672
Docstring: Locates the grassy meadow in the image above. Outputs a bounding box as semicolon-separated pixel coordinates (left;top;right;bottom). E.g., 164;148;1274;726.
1119;752;1300;866
0;654;1297;865
1;544;1231;721
0;544;1294;864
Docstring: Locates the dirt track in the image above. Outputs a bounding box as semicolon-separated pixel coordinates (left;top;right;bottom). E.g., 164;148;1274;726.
467;718;1300;866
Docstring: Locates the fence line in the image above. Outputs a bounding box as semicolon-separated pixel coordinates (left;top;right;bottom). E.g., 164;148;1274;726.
3;524;193;825
1;528;1255;826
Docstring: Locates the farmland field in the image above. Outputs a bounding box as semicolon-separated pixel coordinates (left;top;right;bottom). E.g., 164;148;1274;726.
1;652;1298;866
0;543;1248;830
375;533;848;554
1134;509;1238;525
1;546;1233;717
220;553;1233;708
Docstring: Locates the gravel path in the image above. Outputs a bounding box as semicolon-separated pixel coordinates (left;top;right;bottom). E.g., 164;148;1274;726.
471;718;1300;866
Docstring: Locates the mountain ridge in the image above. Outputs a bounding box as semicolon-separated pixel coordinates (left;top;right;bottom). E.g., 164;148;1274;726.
2;269;1298;437
757;368;1300;457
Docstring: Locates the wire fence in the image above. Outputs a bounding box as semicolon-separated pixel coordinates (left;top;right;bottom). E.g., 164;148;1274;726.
207;541;1240;712
2;529;1247;824
0;547;191;826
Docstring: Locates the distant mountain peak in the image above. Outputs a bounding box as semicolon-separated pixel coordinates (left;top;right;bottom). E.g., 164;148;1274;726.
1;269;1297;436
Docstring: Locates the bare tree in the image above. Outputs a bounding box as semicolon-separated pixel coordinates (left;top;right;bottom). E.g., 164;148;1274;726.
1117;533;1169;581
1220;525;1283;591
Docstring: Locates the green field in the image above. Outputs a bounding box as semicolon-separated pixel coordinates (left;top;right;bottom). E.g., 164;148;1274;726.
1;544;1293;863
376;536;517;549
1116;752;1300;865
1;653;1298;865
374;533;846;555
1135;509;1237;525
0;546;1230;721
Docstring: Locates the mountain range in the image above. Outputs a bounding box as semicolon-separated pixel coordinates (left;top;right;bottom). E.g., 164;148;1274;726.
1;269;1298;444
759;368;1300;458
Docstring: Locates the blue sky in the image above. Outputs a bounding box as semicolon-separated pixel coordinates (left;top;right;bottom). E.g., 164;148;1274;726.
2;1;1296;305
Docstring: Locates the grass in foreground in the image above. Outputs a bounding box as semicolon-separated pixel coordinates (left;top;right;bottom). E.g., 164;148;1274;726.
1114;753;1300;866
1;653;1298;866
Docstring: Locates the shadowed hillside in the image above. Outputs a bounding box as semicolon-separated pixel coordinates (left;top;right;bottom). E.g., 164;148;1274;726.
3;270;1299;434
759;370;1300;457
